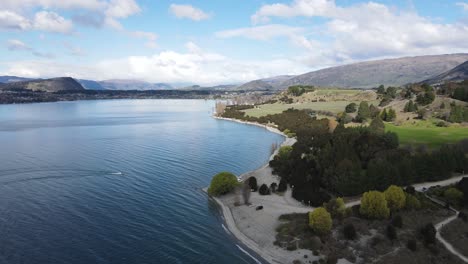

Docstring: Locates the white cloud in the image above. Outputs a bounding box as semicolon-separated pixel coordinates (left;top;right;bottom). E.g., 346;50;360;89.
104;0;141;29
0;0;106;11
34;11;73;33
0;10;31;30
252;0;335;24
457;2;468;11
6;39;55;58
1;43;307;84
216;24;304;41
130;31;158;49
246;0;468;66
169;4;210;21
7;39;32;51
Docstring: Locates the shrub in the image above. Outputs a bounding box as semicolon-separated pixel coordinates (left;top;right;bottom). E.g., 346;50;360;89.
369;116;385;134
356;101;371;122
345;103;357;113
248;176;258;192
420;223;436;244
277;179;287;192
444;188;464;206
324;197;346;219
391;215;403;228
360;191;390;219
384;185;406;212
343;223;357;240
309;208;332;235
259;184;271;195
386;225;397;240
405;194;421;210
208;172;238;196
407;239;418;251
270;182;278;193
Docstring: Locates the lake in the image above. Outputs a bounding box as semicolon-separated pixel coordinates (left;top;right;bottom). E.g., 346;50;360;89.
0;100;284;264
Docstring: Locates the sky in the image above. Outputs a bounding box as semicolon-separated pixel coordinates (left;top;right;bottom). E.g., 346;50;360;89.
1;0;468;85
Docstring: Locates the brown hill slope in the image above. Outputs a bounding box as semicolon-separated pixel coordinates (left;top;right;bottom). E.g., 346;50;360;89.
0;77;85;92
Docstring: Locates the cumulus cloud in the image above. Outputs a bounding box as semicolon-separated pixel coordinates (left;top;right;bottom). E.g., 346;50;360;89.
0;10;31;30
34;11;73;33
0;0;106;11
1;43;307;84
246;0;468;65
104;0;141;29
169;4;210;21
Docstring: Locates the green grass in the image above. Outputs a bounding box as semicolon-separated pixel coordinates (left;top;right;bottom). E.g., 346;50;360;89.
386;121;468;148
243;100;379;118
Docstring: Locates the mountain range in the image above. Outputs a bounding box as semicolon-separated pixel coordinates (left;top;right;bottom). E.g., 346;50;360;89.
0;77;85;92
1;53;467;92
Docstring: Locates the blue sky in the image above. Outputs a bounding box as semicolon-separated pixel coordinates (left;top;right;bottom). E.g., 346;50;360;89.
1;0;468;85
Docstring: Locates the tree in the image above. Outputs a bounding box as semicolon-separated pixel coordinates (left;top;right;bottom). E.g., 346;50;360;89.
380;108;388;121
369;116;385;134
259;184;271;195
356;101;371;122
343;223;357;240
405;194;421;210
377;85;385;94
360;191;390;219
444;188;463;206
345;103;357;113
277;179;287;192
248;176;258;192
242;182;251;205
323;197;346;219
383;108;396;122
386;87;397;98
309;207;332;235
208;172;238;196
404;100;416;112
420;223;436;244
384;185;406;212
278;146;293;159
270;182;277;193
369;104;380;118
416;91;435;105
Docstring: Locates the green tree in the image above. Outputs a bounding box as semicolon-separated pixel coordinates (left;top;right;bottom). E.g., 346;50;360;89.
360;191;390;219
404;100;416;112
356;101;371;122
444;188;463;206
448;105;465;123
386;87;398;98
369;116;385;134
323;197;346;219
380;108;388;121
345;103;357;113
405;194;421;210
377;85;385;94
208;172;238;196
309;207;332;235
278;146;293;160
386;108;396;121
384;185;406;211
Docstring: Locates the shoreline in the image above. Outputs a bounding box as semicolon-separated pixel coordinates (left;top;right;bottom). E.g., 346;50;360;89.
210;115;308;264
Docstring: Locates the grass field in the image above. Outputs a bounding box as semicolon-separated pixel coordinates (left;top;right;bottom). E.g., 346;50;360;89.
243;100;379;118
386;121;468;148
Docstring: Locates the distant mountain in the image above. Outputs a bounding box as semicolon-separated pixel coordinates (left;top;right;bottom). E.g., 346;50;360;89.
281;54;468;89
0;77;85;92
260;75;295;89
0;76;36;83
422;61;468;85
180;84;238;90
77;79;105;90
235;80;274;91
99;79;173;90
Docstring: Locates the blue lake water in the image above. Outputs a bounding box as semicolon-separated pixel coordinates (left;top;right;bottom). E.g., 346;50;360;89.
0;100;283;264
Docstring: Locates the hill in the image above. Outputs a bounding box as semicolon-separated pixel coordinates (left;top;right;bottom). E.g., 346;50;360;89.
235;80;274;91
423;61;468;85
77;79;105;90
0;76;36;83
99;79;173;90
0;77;85;92
281;54;468;89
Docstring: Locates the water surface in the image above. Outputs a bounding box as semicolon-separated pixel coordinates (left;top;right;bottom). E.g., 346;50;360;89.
0;100;283;264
